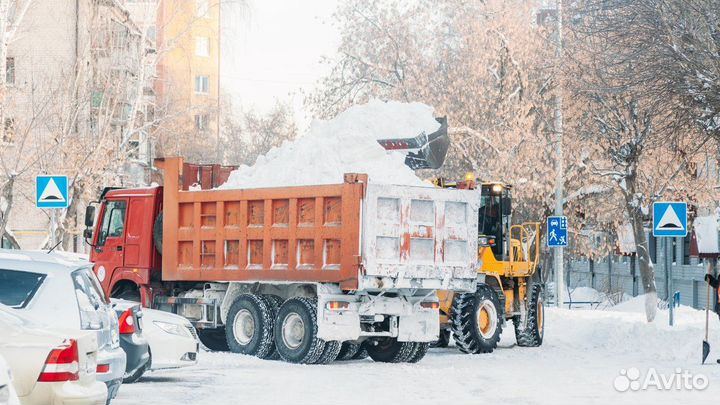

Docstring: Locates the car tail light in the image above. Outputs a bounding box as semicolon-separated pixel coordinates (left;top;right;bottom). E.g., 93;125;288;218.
118;308;135;334
96;364;110;373
37;339;79;382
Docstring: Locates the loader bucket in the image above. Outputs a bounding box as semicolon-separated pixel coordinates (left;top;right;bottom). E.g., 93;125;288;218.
377;117;449;170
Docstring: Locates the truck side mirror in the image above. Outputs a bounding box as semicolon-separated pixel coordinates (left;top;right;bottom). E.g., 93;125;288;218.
83;228;93;239
85;206;96;227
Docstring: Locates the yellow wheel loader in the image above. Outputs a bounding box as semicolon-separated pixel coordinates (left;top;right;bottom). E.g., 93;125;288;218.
432;177;544;353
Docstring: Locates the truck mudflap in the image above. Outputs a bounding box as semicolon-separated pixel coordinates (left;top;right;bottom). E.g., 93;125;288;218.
316;292;440;342
361;183;479;292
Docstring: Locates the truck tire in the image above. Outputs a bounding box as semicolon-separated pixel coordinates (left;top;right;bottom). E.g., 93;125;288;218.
226;294;275;358
352;344;369;360
406;342;430;363
365;337;416;363
450;283;503;354
197;328;230;351
336;342;361;361
314;341;341;364
430;328;450;348
273;297;326;364
153;212;163;255
514;284;544;347
262;295;284;360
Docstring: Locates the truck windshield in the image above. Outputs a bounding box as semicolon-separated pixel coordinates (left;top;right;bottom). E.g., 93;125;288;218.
0;269;46;308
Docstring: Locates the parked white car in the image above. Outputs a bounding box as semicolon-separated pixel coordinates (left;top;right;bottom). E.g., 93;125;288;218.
0;354;20;405
0;250;126;402
0;305;106;405
113;300;198;370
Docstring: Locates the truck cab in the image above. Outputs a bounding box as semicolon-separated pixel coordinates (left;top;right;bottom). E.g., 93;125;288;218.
86;187;163;306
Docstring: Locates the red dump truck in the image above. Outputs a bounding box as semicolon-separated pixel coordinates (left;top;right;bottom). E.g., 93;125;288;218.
84;157;478;364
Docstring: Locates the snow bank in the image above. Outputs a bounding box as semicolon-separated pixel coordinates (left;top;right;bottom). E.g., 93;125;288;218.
694;214;719;254
219;100;439;189
563;286;604;302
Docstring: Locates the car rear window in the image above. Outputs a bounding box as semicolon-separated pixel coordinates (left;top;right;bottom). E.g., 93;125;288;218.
0;269;46;308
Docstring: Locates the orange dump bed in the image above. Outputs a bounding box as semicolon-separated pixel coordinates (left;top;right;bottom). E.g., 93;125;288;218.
158;158;365;290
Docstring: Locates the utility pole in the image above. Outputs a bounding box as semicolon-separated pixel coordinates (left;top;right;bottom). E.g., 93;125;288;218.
553;0;565;307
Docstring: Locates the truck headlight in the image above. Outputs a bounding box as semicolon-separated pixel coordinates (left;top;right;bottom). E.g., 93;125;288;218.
153;321;189;337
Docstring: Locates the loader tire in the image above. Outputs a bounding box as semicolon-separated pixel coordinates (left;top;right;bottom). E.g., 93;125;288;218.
336;342;361;361
153;212;163;254
514;284;544;347
197;328;230;352
226;294;275;358
430;329;450;348
406;342;430;363
274;297;326;364
366;338;416;363
314;341;341;364
263;295;284;360
450;283;503;354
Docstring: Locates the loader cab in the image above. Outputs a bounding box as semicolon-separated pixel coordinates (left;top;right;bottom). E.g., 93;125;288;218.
478;182;512;261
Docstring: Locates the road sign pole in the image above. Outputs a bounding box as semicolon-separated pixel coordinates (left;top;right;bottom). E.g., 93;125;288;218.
49;209;56;247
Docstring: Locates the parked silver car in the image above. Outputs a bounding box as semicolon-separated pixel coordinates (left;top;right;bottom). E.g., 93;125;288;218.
0;250;126;403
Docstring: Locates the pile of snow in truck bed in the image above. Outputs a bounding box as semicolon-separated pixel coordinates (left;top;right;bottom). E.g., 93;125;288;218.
218;100;439;189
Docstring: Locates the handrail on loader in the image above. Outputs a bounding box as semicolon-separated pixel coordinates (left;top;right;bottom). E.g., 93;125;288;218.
509;222;541;276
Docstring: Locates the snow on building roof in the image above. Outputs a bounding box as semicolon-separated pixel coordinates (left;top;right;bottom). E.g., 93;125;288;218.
694;214;719;254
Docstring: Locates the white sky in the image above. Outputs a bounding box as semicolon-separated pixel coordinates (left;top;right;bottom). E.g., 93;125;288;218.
221;0;340;128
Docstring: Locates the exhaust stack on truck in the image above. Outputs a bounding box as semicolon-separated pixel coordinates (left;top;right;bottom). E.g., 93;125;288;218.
86;157;478;364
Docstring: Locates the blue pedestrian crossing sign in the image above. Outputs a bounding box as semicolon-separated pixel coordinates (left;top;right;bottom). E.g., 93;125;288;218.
36;176;69;208
547;216;568;247
653;202;687;237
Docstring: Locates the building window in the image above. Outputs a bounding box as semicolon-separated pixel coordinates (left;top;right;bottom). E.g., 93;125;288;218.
196;0;209;17
196;37;209;57
195;114;209;131
194;75;209;94
6;57;14;85
3;118;15;144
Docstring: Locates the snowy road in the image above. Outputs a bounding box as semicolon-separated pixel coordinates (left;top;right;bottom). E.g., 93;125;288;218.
115;303;720;404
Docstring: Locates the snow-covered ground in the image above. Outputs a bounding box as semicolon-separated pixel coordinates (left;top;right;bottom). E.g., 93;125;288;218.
114;298;720;404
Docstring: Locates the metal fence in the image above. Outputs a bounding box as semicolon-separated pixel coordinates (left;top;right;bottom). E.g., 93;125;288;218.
567;232;715;309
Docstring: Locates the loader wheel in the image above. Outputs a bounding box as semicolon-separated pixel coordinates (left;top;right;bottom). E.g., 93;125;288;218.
450;283;503;354
226;294;275;358
366;338;416;363
407;342;430;363
336;342;361;361
274;297;326;364
430;329;450;348
514;284;544;347
197;328;229;352
263;295;284;360
314;341;342;364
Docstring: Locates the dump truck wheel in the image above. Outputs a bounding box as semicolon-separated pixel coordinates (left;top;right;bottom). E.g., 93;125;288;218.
153;212;163;255
197;328;229;352
514;284;544;347
431;329;451;348
366;338;416;363
407;342;430;363
226;294;275;358
450;283;503;354
273;297;326;364
352;344;369;360
263;295;284;360
336;342;361;361
314;341;342;364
